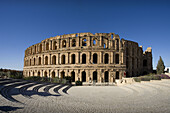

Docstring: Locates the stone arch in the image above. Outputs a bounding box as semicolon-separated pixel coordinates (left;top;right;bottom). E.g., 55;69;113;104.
33;58;36;65
82;54;86;64
72;39;76;47
45;56;48;65
33;71;35;76
39;44;42;53
93;38;97;46
46;42;49;50
53;41;57;50
115;54;119;64
38;71;40;76
61;71;65;79
71;71;75;82
104;43;106;48
116;71;119;79
71;54;75;64
104;53;109;64
44;71;47;77
93;71;97;82
116;39;119;51
34;46;36;53
52;55;56;65
62;40;66;48
52;71;55;78
61;55;65;64
93;53;98;64
30;59;31;66
82;38;87;46
82;71;86;82
38;57;41;65
104;71;109;82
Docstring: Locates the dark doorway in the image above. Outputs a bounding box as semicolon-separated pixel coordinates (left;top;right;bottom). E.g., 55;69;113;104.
61;71;65;79
105;53;109;64
93;71;97;82
71;71;75;82
116;71;119;79
93;53;97;64
105;71;109;82
71;54;75;64
82;54;86;64
82;71;86;82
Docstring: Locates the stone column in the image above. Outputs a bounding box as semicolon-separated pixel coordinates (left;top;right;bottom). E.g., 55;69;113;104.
49;54;51;65
100;36;102;47
100;52;102;64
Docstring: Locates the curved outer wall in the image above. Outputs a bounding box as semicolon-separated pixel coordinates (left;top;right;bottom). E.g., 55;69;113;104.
23;32;152;84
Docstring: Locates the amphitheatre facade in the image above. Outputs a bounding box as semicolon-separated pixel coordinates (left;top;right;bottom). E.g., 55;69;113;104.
23;32;152;84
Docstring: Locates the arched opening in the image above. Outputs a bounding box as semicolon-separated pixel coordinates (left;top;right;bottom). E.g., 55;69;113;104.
104;71;109;82
33;71;34;76
93;53;97;64
29;72;30;77
52;71;55;78
82;54;86;64
46;42;49;50
115;54;119;64
38;71;40;76
72;39;76;47
104;43;106;48
82;38;87;46
39;44;42;53
93;71;97;82
71;71;75;82
34;46;36;53
38;57;41;65
53;41;57;50
61;55;65;64
71;54;75;64
61;71;65;79
44;71;47;77
62;40;66;48
31;48;32;54
52;55;56;65
111;34;113;39
116;71;119;79
82;71;86;82
143;60;147;67
34;58;35;65
30;59;31;66
93;39;97;46
116;39;119;51
45;56;48;65
104;53;109;64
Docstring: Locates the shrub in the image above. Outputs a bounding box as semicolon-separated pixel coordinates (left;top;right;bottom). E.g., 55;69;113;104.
75;80;82;86
141;76;151;81
160;74;170;79
133;77;141;82
24;76;41;81
150;75;161;80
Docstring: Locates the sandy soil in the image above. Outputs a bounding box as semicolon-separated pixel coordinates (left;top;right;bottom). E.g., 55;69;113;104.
0;79;170;113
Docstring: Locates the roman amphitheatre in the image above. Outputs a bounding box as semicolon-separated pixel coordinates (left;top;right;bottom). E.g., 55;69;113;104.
23;32;152;84
1;32;170;113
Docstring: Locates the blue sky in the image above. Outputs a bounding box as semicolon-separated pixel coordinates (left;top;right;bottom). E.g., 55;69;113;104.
0;0;170;70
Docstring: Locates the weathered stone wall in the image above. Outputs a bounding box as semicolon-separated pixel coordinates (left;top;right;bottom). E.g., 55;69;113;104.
23;32;152;83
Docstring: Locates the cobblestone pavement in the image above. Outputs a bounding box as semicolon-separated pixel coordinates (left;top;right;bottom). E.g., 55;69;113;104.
0;79;170;113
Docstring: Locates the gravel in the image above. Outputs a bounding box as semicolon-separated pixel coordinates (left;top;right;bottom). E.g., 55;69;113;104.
0;79;170;113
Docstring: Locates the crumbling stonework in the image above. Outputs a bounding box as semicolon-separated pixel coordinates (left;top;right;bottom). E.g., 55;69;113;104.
23;32;152;84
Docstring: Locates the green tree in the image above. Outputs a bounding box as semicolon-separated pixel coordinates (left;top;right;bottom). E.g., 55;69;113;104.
156;56;165;74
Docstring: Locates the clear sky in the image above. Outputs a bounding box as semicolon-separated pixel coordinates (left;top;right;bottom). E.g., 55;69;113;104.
0;0;170;70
